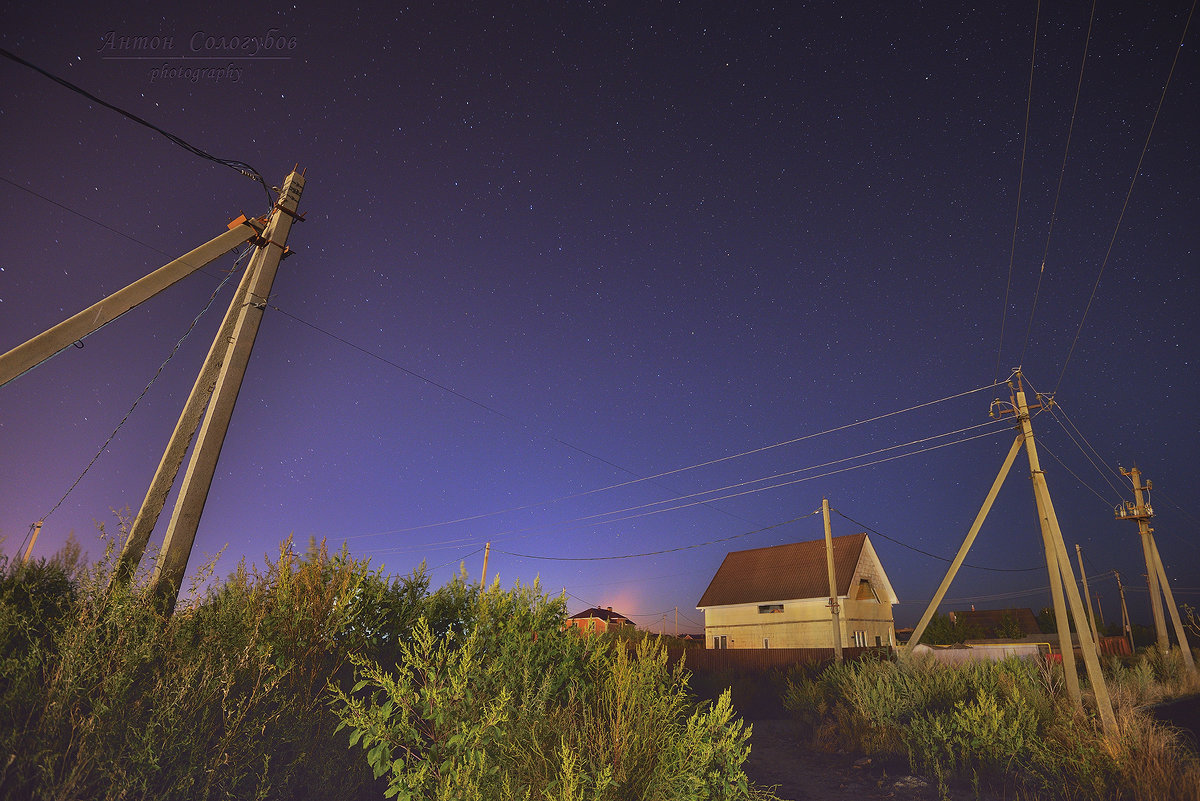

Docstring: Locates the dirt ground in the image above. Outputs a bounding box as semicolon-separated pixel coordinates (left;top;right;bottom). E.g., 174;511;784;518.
743;719;983;801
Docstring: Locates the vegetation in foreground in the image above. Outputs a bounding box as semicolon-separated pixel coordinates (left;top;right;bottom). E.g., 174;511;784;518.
783;647;1200;800
0;536;773;801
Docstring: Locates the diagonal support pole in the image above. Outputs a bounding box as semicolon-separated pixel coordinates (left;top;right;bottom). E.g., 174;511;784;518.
905;434;1023;653
149;171;305;612
109;257;259;592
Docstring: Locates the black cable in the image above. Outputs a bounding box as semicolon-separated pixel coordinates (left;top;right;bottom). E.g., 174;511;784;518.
496;509;820;562
832;509;1043;573
0;48;273;211
268;303;767;531
39;248;252;523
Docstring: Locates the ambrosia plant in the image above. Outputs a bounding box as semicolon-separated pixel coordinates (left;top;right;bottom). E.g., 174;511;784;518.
331;580;767;801
1;538;771;801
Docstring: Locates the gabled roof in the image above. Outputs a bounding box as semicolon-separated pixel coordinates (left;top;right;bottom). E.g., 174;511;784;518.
697;532;886;608
567;607;632;624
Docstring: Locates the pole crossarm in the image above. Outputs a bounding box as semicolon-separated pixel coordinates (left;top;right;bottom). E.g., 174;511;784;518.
0;217;265;387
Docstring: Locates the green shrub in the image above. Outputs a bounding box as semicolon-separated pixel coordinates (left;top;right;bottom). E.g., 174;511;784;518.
331;581;765;801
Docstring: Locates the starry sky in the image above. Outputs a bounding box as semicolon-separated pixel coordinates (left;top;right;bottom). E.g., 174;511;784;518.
1;2;1197;634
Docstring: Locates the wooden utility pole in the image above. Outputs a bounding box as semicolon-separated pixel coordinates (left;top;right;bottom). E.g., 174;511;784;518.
1114;467;1193;674
148;170;305;612
480;541;491;586
822;498;843;661
1116;570;1134;653
1076;544;1099;646
906;371;1115;736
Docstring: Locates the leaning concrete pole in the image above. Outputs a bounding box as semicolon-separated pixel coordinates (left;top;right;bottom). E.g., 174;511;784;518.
906;435;1022;653
149;170;305;612
822;498;843;661
111;247;261;592
1118;467;1170;655
1076;543;1101;655
1148;536;1197;674
1015;379;1116;736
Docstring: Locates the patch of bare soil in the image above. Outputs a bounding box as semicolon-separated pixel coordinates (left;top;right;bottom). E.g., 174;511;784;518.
744;719;1002;801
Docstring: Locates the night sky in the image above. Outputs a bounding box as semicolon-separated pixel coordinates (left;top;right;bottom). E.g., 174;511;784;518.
2;2;1197;634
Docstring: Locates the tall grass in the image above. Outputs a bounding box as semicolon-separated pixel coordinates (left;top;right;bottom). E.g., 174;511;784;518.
0;538;771;800
330;579;770;800
782;649;1200;800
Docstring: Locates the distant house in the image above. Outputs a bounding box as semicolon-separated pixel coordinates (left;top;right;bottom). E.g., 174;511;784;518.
565;606;634;634
949;608;1042;640
696;533;897;649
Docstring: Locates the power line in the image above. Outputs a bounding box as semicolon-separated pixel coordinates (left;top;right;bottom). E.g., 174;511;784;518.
1052;0;1197;395
38;247;253;524
831;509;1042;573
1019;0;1097;368
497;510;821;562
473;426;1012;547
0;48;273;210
267;303;766;532
479;419;1012;540
1037;442;1115;508
338;376;1014;542
994;0;1042;382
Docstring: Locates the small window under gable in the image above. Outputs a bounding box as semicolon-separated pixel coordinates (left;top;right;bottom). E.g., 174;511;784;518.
855;579;880;602
757;604;784;614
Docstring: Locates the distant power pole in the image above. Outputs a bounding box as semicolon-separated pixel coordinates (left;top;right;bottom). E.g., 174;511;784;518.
1116;467;1195;673
1075;544;1100;647
1116;570;1134;653
822;498;843;661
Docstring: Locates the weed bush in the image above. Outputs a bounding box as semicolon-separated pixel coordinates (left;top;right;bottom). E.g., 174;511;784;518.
783;649;1200;800
0;539;771;800
331;580;767;801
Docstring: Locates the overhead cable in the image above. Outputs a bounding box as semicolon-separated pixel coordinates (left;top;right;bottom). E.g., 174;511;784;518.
1052;0;1197;394
497;510;821;562
1019;0;1097;367
0;48;273;210
994;0;1042;382
832;509;1042;573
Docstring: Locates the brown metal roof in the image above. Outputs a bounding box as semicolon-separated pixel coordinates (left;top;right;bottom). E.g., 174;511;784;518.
696;532;867;608
949;608;1042;637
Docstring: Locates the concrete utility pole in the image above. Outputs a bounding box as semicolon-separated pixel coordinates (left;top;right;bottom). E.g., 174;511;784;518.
1116;570;1134;653
148;170;305;612
1118;467;1169;654
1076;544;1100;646
822;498;843;661
905;371;1115;737
1114;466;1193;675
0;220;265;388
20;521;42;564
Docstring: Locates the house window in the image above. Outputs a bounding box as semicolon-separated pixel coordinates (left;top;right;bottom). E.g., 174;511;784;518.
758;604;784;614
875;635;882;647
720;635;728;649
763;638;770;649
713;635;728;650
853;630;867;647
